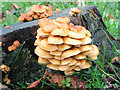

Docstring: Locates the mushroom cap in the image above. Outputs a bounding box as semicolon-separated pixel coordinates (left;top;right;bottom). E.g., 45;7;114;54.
64;70;74;75
80;61;92;69
37;28;50;38
86;30;91;37
38;57;49;64
42;24;58;33
89;45;99;57
34;46;53;58
39;18;53;27
27;9;35;16
56;17;70;23
68;31;86;39
55;8;61;13
73;54;86;60
75;59;86;67
69;11;75;15
18;16;25;22
39;38;58;51
71;7;81;13
51;29;65;36
34;37;43;46
63;37;82;45
82;45;99;57
68;58;77;66
47;63;59;70
50;50;62;56
79;45;92;52
74;66;81;71
48;58;61;65
81;37;92;45
61;58;72;65
55;22;69;36
67;66;76;71
62;48;81;59
31;4;46;13
48;36;63;44
58;65;69;71
58;44;72;51
88;56;97;60
54;56;63;60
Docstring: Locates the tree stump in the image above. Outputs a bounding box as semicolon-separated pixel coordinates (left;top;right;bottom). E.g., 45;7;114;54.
0;6;119;87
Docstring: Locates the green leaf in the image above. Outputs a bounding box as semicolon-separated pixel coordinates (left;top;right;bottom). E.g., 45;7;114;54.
66;83;70;87
66;77;70;82
62;80;66;84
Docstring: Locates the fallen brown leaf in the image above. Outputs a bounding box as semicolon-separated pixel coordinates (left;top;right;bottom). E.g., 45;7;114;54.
26;70;86;89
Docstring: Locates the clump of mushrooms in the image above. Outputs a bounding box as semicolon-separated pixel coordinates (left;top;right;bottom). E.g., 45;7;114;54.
18;4;53;22
34;17;99;75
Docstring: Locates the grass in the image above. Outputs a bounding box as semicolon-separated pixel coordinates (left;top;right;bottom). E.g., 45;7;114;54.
1;1;120;89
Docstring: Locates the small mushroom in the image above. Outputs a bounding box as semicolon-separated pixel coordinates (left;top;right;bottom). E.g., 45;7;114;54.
47;63;59;70
58;44;72;51
39;38;58;51
34;37;43;46
79;45;92;52
37;28;49;38
58;65;69;71
55;8;61;13
63;37;82;45
27;9;35;16
42;24;58;33
48;58;61;65
81;37;92;45
8;46;12;52
74;66;81;71
86;30;91;37
11;45;17;50
61;58;72;65
88;56;97;60
83;45;99;57
18;16;25;22
34;46;53;58
68;58;77;66
54;56;63;60
80;61;92;69
64;70;74;75
56;17;70;23
32;14;39;19
75;59;86;67
50;50;62;56
13;40;20;47
51;29;65;36
39;18;53;27
68;31;86;39
48;36;63;44
71;7;81;13
62;48;81;59
38;57;49;64
74;54;86;60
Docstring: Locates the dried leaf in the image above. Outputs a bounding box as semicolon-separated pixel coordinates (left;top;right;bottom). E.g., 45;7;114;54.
27;70;86;89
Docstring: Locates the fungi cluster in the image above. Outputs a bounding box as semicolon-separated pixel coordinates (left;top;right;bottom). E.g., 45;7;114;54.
34;17;99;75
18;4;53;22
